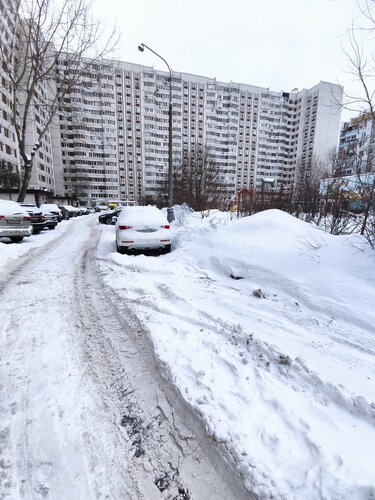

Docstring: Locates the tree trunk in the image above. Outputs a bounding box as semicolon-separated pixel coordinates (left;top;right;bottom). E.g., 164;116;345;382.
17;162;32;202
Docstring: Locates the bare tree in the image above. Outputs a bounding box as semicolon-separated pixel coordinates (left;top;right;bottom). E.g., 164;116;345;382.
340;1;375;118
292;156;326;221
173;146;228;212
337;1;375;241
0;0;117;202
138;175;169;208
317;148;373;235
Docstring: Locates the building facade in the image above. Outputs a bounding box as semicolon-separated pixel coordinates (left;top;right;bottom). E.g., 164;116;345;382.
54;58;119;205
0;4;59;203
82;62;342;205
1;18;344;206
338;112;374;176
0;0;18;173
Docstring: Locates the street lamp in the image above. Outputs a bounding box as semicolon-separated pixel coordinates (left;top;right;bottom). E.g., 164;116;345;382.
138;43;174;222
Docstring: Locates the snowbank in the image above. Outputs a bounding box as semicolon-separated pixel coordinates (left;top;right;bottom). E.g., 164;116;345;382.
2;209;373;499
0;217;76;269
97;209;375;499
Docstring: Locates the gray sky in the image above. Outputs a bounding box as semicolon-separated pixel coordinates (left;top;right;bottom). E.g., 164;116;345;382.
92;0;369;121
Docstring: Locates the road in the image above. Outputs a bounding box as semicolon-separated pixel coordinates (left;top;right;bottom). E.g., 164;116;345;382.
0;216;254;499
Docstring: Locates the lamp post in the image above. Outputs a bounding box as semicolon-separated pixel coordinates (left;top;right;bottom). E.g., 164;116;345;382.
138;43;174;222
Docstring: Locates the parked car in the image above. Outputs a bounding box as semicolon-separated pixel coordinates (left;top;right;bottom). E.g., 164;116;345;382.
58;205;73;220
60;204;81;218
98;208;122;225
42;210;58;230
71;206;83;216
20;204;46;234
39;203;63;222
0;200;32;242
115;205;171;254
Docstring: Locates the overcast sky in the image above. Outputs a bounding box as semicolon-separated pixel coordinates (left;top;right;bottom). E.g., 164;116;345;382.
92;0;370;121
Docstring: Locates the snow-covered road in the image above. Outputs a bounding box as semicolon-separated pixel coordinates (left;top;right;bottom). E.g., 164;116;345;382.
0;216;252;499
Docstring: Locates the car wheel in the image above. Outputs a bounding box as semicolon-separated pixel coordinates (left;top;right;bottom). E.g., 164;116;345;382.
48;226;55;230
10;236;24;242
163;244;172;254
33;230;41;235
116;244;128;254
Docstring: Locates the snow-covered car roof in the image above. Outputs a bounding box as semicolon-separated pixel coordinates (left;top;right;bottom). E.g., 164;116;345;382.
20;204;43;214
39;203;61;211
117;205;168;225
0;200;29;216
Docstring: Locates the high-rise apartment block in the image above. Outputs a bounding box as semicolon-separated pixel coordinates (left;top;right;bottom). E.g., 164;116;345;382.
338;112;374;176
0;0;18;171
55;59;119;202
1;8;344;206
50;59;343;205
0;1;59;202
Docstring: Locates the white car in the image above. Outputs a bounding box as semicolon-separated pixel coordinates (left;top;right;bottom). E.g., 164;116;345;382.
115;205;172;254
0;200;32;242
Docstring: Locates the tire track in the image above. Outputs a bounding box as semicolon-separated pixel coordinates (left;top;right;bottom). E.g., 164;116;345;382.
0;217;255;499
73;224;255;499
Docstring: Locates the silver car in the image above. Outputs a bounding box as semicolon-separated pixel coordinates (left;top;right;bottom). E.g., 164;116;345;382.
0;200;33;242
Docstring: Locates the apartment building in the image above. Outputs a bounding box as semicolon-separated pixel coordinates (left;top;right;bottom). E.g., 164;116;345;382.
94;62;343;204
0;4;59;203
54;58;119;205
338;112;374;175
113;62;144;202
19;64;57;201
1;16;343;206
0;0;18;173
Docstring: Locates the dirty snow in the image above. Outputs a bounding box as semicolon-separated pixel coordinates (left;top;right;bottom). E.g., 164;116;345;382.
97;207;375;500
1;208;374;499
1;215;253;499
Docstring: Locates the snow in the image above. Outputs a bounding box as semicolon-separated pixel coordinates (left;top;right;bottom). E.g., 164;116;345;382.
0;199;29;216
97;208;375;499
117;204;169;226
0;216;73;268
1;208;374;499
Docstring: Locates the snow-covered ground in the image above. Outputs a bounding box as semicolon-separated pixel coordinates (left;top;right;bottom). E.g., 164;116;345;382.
97;207;375;500
1;209;374;499
0;215;251;499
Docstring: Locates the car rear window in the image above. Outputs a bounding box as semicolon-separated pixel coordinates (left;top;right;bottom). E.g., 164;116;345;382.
118;207;167;226
0;201;28;216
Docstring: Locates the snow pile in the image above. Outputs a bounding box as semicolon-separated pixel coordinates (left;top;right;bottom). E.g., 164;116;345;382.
97;209;375;499
0;217;75;269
